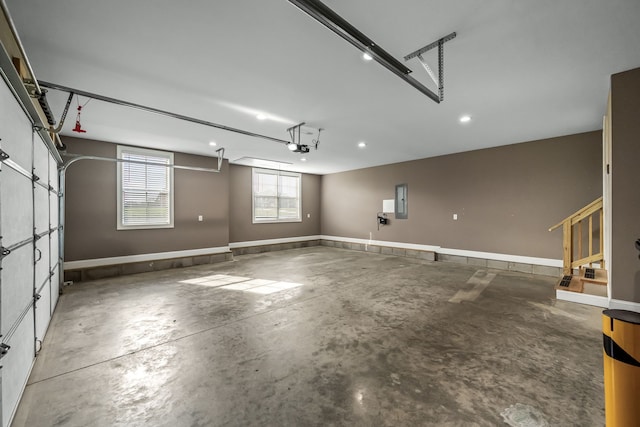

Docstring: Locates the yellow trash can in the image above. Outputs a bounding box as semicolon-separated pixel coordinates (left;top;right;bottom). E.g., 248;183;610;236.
602;309;640;426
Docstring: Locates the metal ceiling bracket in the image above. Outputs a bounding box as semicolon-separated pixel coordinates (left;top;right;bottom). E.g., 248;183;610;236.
287;122;306;144
404;32;456;102
216;147;225;170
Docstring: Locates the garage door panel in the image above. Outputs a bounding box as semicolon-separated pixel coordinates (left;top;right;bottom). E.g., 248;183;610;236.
50;264;60;310
49;191;59;230
34;184;49;234
50;229;59;271
35;279;52;341
0;167;33;247
35;237;50;292
49;154;58;192
1;309;35;427
0;79;33;170
33;134;48;180
0;244;33;338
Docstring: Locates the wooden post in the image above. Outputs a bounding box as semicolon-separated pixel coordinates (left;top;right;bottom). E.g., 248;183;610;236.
563;220;572;275
578;221;583;267
600;208;605;269
588;215;593;267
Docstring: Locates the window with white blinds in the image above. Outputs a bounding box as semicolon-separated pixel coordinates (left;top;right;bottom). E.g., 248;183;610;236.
117;146;174;229
252;168;301;223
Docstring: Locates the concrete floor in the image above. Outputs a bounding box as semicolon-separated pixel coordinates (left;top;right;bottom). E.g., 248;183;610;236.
13;247;605;426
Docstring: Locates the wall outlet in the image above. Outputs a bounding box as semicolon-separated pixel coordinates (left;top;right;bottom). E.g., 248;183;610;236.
307;213;311;218
453;214;458;220
198;215;203;222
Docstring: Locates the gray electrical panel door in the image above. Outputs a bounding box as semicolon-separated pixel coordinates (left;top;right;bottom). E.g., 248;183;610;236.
395;184;408;219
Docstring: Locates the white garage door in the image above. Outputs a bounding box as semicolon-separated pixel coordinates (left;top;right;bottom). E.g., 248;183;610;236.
0;70;61;426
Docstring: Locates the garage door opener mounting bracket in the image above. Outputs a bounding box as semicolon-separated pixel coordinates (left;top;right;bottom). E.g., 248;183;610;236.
404;32;457;102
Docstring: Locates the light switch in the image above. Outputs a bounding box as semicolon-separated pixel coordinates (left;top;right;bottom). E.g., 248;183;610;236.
453;214;458;220
198;215;203;222
307;213;311;218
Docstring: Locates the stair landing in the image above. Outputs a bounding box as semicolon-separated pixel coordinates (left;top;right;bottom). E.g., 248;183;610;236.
554;268;607;297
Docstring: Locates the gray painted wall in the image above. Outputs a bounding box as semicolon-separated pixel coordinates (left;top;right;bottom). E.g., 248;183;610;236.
63;136;229;261
320;132;602;260
64;130;604;280
228;164;321;243
63;138;322;261
611;67;640;303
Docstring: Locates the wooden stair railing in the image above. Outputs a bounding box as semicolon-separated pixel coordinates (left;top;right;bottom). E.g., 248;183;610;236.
549;197;604;275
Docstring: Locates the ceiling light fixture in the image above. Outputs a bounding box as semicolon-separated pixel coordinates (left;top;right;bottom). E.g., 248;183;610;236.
358;142;366;148
459;115;471;123
301;158;307;162
209;141;217;146
288;0;445;103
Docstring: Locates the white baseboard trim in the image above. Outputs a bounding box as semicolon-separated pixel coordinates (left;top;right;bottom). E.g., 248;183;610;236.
319;235;561;267
319;235;440;252
64;246;231;270
438;247;563;268
556;290;609;308
608;298;640;313
229;235;322;249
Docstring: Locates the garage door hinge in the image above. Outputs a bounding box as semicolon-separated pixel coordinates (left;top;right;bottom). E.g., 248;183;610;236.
0;343;10;359
35;293;41;301
0;148;9;162
32;173;40;182
0;246;10;259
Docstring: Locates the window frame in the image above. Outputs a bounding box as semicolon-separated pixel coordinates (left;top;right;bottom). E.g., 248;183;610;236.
252;168;302;224
116;145;175;230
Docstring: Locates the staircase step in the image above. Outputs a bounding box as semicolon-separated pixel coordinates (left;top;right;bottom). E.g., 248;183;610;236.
580;267;607;285
555;275;583;293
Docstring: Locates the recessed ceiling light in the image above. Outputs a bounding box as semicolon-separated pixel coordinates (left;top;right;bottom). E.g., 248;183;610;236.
358;142;366;148
301;158;307;162
459;115;471;123
256;114;267;120
209;141;217;146
362;52;373;61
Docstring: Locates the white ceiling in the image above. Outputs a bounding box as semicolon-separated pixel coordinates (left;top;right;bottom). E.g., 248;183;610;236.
6;0;640;174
